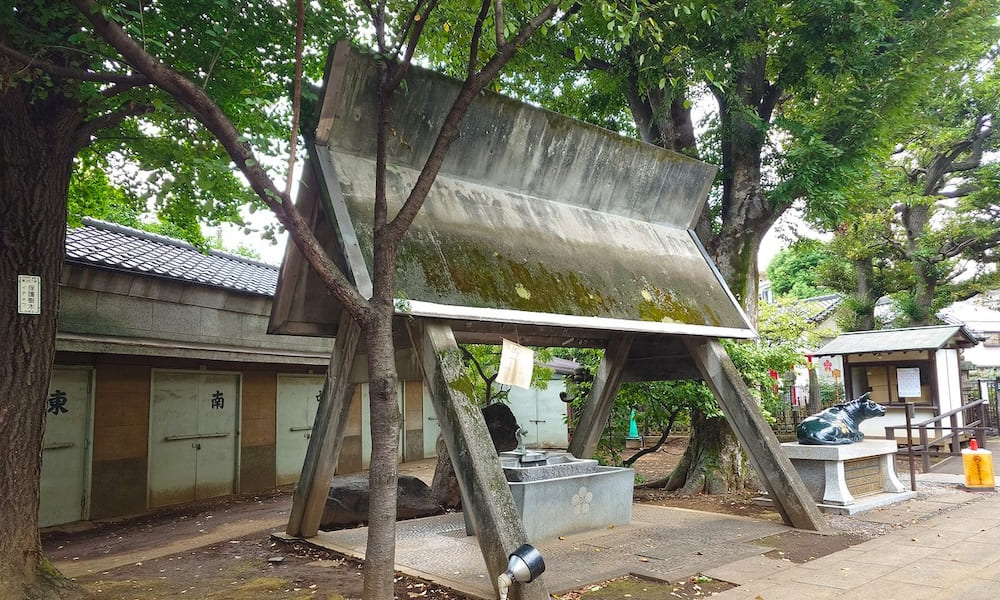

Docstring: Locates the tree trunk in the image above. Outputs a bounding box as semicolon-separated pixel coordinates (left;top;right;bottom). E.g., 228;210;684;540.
0;84;88;599
900;202;936;326
623;58;781;496
704;112;775;317
361;311;400;600
663;409;754;495
851;257;879;331
682;100;774;495
910;263;937;326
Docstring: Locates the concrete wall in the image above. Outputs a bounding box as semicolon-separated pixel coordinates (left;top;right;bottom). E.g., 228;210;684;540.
45;264;432;525
58;264;334;360
89;363;149;519
241;371;278;492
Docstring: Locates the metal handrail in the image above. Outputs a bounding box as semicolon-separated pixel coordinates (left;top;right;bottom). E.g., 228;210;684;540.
164;432;230;441
885;399;992;490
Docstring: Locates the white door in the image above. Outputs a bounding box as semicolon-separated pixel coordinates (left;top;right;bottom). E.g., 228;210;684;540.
506;386;538;447
533;380;569;448
149;371;239;507
39;368;92;527
505;381;568;448
422;382;441;457
275;374;324;485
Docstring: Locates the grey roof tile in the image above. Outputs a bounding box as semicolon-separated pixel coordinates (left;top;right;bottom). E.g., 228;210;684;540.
66;218;278;297
815;325;980;355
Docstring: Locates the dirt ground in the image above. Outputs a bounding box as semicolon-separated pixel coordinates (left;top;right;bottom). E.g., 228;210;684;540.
43;441;866;599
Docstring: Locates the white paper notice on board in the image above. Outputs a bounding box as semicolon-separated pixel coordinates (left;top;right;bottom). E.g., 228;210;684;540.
17;275;41;315
897;367;921;398
496;338;534;389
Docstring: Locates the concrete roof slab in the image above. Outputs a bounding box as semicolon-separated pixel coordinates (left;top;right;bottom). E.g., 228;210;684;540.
269;43;754;353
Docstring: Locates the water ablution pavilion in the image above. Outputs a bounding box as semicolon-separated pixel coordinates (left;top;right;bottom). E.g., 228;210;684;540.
268;42;830;599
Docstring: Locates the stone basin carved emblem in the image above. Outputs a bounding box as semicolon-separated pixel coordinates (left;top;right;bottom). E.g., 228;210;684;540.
571;486;593;514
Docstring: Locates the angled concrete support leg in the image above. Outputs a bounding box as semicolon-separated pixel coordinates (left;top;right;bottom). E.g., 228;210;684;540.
684;337;831;533
287;316;362;538
568;334;634;459
407;320;548;600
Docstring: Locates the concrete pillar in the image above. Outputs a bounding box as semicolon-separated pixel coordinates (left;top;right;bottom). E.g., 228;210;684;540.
684;337;831;533
407;320;548;600
286;316;362;537
568;334;634;459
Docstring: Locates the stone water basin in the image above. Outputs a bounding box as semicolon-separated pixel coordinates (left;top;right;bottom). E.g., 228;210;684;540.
466;451;633;542
499;451;599;481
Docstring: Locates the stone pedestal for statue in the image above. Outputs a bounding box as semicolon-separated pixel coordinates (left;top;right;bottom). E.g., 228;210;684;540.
779;439;916;515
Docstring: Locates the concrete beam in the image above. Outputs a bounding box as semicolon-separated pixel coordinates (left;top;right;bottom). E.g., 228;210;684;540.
286;316;362;537
684;337;831;532
568;334;634;459
407;320;548;600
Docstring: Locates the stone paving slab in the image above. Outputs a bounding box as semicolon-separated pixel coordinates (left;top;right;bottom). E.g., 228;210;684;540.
299;503;789;598
701;554;797;585
711;488;1000;600
852;498;959;524
289;474;997;599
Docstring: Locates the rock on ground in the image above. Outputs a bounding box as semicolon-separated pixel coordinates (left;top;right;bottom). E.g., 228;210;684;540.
320;474;443;529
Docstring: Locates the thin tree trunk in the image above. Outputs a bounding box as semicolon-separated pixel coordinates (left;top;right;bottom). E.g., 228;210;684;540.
361;312;401;600
0;84;87;599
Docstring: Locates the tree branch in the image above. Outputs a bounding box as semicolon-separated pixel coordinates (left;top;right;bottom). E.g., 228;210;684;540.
71;0;371;324
625;408;679;468
384;2;563;242
625;70;659;144
759;81;783;122
99;81;145;98
284;0;305;197
0;43;150;85
494;0;505;46
558;47;614;71
937;184;979;198
388;0;437;79
468;1;491;78
459;345;499;403
74;101;154;151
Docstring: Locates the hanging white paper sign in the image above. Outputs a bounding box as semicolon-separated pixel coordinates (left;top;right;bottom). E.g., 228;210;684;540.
897;367;921;398
496;339;534;389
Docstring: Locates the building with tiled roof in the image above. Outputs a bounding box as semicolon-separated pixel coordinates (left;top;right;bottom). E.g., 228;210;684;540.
44;219;443;529
66;218;278;296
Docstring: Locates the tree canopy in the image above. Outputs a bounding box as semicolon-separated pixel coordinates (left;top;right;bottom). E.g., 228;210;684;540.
810;56;1000;330
453;0;1000;317
765;239;833;300
3;2;567;598
5;0;352;247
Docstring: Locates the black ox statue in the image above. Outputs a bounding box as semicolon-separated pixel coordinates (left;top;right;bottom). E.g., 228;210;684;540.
795;392;886;445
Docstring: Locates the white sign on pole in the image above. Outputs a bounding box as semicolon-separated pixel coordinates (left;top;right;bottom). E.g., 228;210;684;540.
897;367;921;398
17;275;41;315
